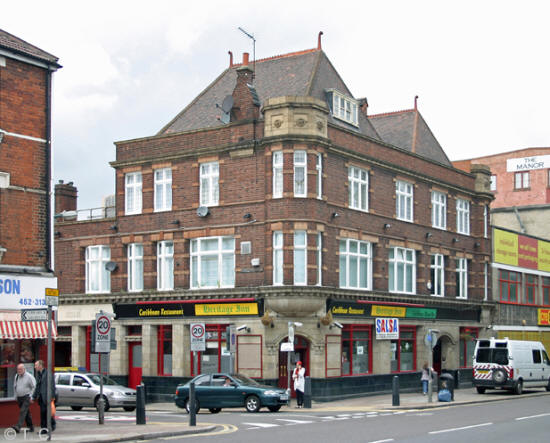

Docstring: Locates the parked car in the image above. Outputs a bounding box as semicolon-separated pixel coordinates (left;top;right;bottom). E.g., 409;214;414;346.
55;371;136;411
175;373;289;413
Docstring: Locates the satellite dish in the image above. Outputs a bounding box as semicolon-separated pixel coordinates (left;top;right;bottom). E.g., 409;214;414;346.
197;206;210;217
221;95;234;113
105;261;118;272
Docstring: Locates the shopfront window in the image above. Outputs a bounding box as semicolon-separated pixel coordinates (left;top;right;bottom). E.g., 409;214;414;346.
390;327;415;372
341;325;371;376
157;325;172;376
191;324;229;376
1;339;37;399
459;327;478;368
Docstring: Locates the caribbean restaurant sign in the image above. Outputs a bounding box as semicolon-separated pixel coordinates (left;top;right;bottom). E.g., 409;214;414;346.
493;228;550;272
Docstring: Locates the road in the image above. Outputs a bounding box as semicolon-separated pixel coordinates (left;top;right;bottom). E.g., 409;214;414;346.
56;392;550;442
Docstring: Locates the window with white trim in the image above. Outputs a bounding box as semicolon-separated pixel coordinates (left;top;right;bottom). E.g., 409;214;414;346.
316;153;322;199
389;247;416;294
396;180;413;222
200;162;219;207
85;245;111;294
273;231;283;285
157;241;174;291
431;191;446;229
455;258;468;299
456;198;470;235
339;239;372;290
125;172;142;215
316;232;322;286
430;254;444;297
127;243;144;292
514;171;529;189
154;168;172;212
190;237;234;289
329;90;359;126
294;151;307;197
484;205;488;238
490;175;497;191
348;166;368;212
294;230;307;285
273;151;283;198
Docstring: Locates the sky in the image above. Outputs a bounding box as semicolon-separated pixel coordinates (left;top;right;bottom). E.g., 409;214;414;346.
2;0;549;210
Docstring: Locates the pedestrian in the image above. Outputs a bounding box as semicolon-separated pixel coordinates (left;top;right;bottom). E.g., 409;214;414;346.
292;360;305;408
421;362;432;395
12;363;35;433
32;360;56;434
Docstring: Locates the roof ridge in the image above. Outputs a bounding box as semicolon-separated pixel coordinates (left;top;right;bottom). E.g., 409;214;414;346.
368;108;415;118
233;47;319;67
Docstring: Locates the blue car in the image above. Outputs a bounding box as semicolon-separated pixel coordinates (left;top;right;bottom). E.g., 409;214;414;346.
174;373;289;413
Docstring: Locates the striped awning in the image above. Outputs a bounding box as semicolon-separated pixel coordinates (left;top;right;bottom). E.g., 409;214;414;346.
0;321;57;339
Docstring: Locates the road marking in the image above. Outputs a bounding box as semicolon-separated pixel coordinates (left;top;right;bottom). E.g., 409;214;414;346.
367;439;394;443
242;422;279;428
276;418;314;425
319;415;350;420
429;422;493;434
515;413;550;421
162;423;237;439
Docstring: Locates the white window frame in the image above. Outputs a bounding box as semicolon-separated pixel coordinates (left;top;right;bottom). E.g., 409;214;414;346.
396;180;413;222
484;262;488;301
316;232;322;286
316;153;322;199
273;151;283;198
484;205;488;238
157;241;174;291
456;258;468;299
490;175;497;191
273;231;283;286
293;151;307;198
199;162;219;207
389;247;416;294
330;90;359;126
293;231;307;285
514;171;529;189
430;254;445;297
348;166;369;212
339;239;372;290
85;245;111;294
190;236;235;289
127;243;144;292
125;171;142;215
456;198;470;235
431;191;446;230
154;168;172;212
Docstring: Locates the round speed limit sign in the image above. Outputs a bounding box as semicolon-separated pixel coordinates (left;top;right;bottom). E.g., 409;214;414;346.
190;323;206;351
96;315;111;335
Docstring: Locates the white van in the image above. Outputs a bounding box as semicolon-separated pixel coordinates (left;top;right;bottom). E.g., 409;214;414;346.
473;338;550;395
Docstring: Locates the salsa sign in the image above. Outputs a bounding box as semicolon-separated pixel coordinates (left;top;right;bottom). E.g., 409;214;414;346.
375;317;399;340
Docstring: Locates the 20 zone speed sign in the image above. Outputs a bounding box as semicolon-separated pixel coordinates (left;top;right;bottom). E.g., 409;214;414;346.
95;314;111;353
190;322;205;352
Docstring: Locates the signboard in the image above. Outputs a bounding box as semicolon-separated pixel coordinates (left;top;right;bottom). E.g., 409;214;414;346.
375;318;399;339
21;309;48;321
0;275;57;310
280;342;294;352
506;155;550;172
372;306;406;318
494;228;550;272
538;309;550;326
94;313;111;353
195;303;259;316
190;323;206;352
45;287;59;306
406;307;437;319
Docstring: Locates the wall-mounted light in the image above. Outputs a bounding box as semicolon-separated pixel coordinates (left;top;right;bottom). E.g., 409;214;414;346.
243;213;252;219
452;237;459;243
0;131;4;144
237;324;251;333
0;246;6;263
109;224;118;231
426;232;433;239
329;321;344;330
54;231;61;238
170;219;180;225
331;212;340;218
474;242;481;248
383;223;391;230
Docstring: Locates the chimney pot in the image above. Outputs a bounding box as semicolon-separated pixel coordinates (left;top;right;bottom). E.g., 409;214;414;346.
243;52;249;66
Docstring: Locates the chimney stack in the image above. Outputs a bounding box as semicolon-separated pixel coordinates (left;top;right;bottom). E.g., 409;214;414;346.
242;52;249;66
55;180;78;214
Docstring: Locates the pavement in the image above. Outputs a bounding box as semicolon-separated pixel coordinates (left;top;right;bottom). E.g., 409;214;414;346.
2;387;548;442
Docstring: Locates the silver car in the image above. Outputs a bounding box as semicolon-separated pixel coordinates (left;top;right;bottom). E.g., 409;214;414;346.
55;372;136;411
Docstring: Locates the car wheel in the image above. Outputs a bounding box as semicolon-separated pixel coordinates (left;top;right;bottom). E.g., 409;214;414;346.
209;408;222;414
476;387;486;394
492;368;507;384
546;379;550;392
245;395;260;413
123;407;136;412
71;406;83;411
267;406;281;412
95;396;110;412
514;379;523;395
185;398;200;414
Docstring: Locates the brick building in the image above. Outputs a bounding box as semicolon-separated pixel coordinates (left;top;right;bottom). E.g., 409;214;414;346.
55;38;493;400
0;29;60;424
454;148;550;349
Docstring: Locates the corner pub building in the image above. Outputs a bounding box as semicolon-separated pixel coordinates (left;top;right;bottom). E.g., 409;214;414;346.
54;36;494;401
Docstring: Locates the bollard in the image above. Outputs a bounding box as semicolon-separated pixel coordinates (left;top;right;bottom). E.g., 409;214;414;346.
303;376;312;409
392;375;400;406
98;395;105;425
136;384;146;425
189;382;196;427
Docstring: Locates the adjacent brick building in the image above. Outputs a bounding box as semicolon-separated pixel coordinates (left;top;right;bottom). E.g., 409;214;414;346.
0;28;60;425
55;38;493;400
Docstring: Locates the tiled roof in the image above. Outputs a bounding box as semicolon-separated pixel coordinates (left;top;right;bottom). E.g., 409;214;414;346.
0;28;60;66
368;109;452;166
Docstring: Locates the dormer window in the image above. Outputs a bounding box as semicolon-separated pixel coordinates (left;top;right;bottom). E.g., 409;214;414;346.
327;89;358;126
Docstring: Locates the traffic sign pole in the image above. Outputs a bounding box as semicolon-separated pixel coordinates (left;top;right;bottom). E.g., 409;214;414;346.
45;288;58;441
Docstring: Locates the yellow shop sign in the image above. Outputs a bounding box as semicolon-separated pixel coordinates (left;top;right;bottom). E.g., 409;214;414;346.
195;303;258;316
371;305;406;317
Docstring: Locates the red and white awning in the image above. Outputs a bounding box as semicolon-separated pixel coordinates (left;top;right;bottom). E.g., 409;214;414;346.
0;321;57;339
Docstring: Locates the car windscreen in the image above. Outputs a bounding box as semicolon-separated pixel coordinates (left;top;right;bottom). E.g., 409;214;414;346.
232;374;260;386
476;348;509;365
87;374;120;386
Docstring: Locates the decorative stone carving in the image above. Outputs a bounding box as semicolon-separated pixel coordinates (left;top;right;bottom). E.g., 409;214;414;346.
295;118;306;127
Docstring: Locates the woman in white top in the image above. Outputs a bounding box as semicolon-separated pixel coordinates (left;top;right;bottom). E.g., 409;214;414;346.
292;360;306;407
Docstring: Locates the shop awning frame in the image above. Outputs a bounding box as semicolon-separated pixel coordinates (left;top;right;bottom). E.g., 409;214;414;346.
0;320;57;339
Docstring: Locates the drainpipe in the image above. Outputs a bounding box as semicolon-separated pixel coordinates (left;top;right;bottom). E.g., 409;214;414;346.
45;66;53;272
513;207;527;234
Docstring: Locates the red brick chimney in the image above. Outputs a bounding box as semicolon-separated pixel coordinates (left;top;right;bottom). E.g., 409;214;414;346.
55;180;77;213
231;52;259;121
